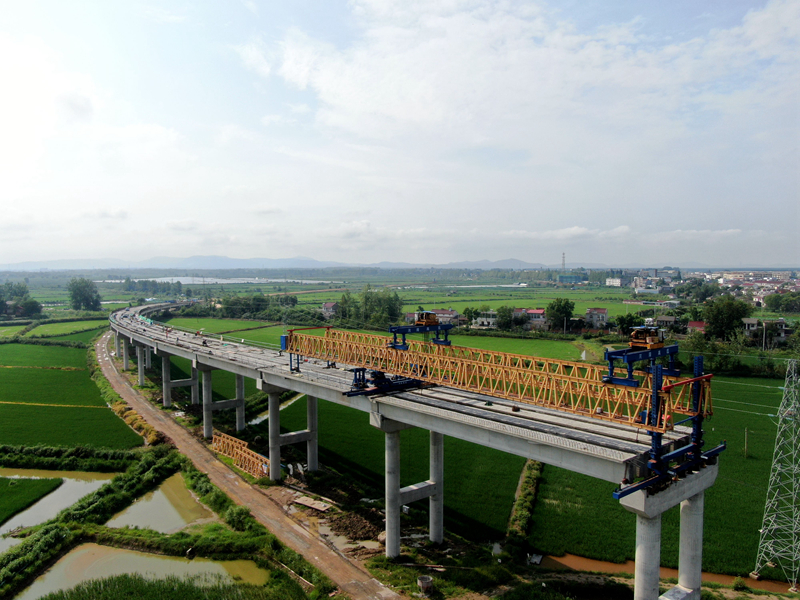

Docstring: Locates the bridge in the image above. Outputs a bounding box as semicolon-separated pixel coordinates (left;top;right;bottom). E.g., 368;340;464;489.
110;302;722;600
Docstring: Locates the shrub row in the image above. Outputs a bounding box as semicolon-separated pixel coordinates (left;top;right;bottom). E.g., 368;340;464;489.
57;446;183;525
505;460;543;562
110;404;166;446
0;445;140;473
0;523;75;597
0;338;86;349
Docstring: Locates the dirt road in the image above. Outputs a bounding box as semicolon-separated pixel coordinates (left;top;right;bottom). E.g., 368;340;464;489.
96;332;400;600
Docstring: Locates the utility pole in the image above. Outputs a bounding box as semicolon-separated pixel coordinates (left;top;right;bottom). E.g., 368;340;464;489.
751;360;800;591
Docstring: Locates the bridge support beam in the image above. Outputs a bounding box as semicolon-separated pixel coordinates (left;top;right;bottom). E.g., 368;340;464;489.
620;465;718;600
136;345;146;386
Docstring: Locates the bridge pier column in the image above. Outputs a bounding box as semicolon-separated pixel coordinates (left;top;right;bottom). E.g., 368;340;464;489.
429;431;444;544
114;333;120;357
385;430;401;558
620;465;718;600
161;354;172;408
307;396;318;472
268;391;281;481
202;368;214;438
674;492;704;600
235;374;245;432
145;347;152;369
634;514;662;600
136;345;145;386
122;338;130;370
191;367;199;405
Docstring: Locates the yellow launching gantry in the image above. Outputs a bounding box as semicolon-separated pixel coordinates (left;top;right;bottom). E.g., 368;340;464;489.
280;327;713;435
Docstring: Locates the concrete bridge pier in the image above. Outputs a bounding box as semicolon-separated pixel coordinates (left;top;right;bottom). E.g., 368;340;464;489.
122;337;130;370
620;465;718;600
429;431;444;545
159;353;199;408
145;347;152;369
256;383;319;481
235;374;246;432
135;345;146;386
307;396;319;472
114;333;121;357
160;353;172;407
372;413;443;557
201;367;215;438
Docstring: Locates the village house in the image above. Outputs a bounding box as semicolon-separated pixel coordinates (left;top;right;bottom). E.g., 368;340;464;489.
321;302;338;319
527;308;547;330
584;307;608;329
687;321;706;334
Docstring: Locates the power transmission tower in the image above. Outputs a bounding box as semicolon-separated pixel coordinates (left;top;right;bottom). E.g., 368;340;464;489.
752;359;800;592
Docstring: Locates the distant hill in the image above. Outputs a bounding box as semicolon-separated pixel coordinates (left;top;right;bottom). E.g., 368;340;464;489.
0;255;795;271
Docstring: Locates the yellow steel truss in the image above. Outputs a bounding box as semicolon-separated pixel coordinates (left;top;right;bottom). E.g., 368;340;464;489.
285;330;713;433
212;432;269;479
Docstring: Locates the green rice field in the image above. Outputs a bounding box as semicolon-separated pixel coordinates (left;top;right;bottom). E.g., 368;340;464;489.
272;397;525;539
0;403;143;448
161;317;275;334
0;476;63;526
0;344;88;369
528;375;785;576
0;369;106;407
0;325;26;338
26;320;109;337
49;328;107;343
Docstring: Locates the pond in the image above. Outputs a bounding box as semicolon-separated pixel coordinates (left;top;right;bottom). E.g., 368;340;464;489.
0;468;116;554
15;543;271;600
105;472;215;533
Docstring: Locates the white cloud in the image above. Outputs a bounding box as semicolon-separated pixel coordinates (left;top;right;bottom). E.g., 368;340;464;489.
234;39;272;78
141;6;186;24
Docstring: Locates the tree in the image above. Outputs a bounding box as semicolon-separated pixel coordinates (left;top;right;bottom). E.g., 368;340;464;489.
703;295;753;340
67;277;102;311
615;312;645;335
496;306;513;331
546;298;574;332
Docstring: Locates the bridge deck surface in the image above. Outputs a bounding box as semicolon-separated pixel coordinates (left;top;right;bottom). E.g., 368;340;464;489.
113;306;690;474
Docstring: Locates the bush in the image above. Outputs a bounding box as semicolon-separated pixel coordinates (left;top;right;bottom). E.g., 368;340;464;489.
731;577;749;592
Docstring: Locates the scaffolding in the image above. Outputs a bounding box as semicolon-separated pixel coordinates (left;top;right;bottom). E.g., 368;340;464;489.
752;360;800;592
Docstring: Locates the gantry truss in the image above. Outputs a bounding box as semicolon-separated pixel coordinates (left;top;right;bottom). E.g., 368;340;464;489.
283;329;713;433
752;360;800;592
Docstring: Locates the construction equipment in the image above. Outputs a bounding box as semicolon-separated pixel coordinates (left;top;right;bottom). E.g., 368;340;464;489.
280;325;724;498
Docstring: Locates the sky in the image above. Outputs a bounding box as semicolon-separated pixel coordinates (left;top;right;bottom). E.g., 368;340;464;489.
1;0;798;268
